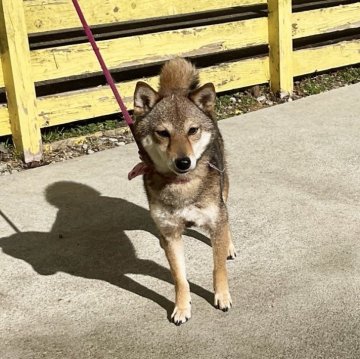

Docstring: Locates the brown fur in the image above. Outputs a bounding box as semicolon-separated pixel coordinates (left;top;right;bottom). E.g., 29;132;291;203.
133;58;236;325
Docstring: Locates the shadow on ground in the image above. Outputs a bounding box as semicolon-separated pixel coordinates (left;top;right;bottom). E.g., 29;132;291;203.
0;181;213;320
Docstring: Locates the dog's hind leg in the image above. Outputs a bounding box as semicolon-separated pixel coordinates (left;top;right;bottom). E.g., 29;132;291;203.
227;228;237;260
211;217;232;311
221;173;237;260
160;233;192;325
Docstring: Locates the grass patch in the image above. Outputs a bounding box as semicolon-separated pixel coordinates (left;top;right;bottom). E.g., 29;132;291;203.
41;118;123;143
295;66;360;96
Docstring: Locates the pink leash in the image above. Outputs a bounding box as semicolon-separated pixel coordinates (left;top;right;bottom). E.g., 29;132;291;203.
71;0;133;127
71;0;151;179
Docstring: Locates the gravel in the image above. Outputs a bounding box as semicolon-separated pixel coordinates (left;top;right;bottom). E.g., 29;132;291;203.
0;127;134;176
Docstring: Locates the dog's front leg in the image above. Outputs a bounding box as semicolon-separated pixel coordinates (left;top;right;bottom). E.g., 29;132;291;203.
211;218;232;311
160;233;191;325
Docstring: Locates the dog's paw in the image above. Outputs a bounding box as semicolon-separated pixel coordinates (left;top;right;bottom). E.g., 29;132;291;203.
171;304;191;326
214;291;232;312
227;243;237;260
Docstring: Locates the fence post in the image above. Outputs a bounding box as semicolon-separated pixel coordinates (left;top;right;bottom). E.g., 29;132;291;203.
0;0;42;162
268;0;293;96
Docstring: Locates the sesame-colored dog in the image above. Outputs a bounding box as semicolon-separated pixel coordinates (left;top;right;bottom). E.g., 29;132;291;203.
133;58;236;325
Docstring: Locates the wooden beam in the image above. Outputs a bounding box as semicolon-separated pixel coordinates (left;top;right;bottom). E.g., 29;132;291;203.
0;62;3;88
24;0;267;35
293;39;360;77
268;0;293;95
0;105;11;136
0;0;42;162
36;57;269;128
293;3;360;39
28;18;267;85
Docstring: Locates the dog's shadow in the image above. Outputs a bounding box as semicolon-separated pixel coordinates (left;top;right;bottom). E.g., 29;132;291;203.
0;181;213;320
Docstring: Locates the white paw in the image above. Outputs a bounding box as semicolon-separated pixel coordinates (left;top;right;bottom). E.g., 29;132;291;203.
215;291;232;312
227;243;237;260
171;304;191;326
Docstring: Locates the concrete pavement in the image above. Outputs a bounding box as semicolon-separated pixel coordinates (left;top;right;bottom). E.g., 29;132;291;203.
1;84;359;358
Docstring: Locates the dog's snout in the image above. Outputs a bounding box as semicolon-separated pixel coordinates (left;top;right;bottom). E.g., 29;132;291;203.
175;157;191;172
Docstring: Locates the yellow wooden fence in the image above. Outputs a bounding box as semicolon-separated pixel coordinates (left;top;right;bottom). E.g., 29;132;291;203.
0;0;359;162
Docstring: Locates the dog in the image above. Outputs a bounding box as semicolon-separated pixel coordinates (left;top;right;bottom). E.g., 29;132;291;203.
132;58;236;325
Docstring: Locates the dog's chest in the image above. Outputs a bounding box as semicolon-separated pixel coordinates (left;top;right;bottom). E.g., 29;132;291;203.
152;204;219;229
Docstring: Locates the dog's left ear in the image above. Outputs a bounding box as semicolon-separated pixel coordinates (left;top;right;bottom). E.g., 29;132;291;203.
190;83;216;115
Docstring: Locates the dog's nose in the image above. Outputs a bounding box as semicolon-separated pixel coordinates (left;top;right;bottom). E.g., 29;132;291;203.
175;157;191;172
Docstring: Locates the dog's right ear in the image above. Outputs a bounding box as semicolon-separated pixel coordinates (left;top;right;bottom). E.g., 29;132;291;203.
134;81;159;117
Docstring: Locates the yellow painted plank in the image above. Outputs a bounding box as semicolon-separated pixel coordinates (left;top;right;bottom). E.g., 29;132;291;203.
0;0;42;162
268;0;293;94
293;39;360;77
30;18;268;84
293;3;360;39
0;106;11;136
24;0;267;35
200;56;269;93
36;57;269;128
0;63;3;88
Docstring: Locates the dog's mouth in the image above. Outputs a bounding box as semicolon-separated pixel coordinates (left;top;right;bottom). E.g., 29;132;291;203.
170;164;194;176
165;168;192;184
174;168;190;175
169;167;191;176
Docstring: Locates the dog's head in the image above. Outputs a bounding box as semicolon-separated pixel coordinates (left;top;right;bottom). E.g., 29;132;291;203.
133;80;217;175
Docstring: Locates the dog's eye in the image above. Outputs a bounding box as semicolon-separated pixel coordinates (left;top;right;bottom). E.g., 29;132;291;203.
156;130;170;138
188;127;199;135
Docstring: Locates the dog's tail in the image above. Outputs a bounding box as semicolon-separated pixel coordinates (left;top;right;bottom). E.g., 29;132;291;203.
159;57;199;97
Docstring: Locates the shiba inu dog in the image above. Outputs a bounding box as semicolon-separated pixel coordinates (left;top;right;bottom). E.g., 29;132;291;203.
132;58;236;325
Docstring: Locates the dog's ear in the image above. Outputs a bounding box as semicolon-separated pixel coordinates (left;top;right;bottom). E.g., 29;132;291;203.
189;83;216;115
134;81;159;117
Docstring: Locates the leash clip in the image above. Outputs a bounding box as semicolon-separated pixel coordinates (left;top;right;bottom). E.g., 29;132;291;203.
207;161;225;173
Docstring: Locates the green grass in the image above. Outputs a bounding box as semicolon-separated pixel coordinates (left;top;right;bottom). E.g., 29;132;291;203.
337;66;360;83
295;66;360;96
41;118;121;143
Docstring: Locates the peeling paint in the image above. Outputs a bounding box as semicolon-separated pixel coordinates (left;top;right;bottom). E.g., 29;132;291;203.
293;3;360;39
28;18;267;84
34;19;42;28
24;0;267;34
